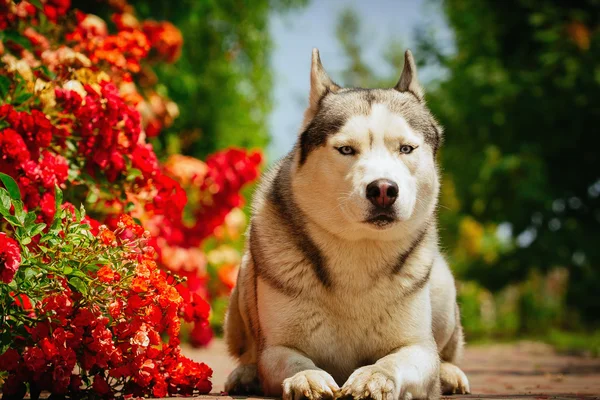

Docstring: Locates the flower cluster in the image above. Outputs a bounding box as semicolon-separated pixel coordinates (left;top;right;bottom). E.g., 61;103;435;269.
1;3;262;388
0;183;212;398
0;232;20;284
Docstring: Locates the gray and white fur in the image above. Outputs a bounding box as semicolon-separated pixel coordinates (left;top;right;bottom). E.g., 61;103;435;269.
223;48;470;400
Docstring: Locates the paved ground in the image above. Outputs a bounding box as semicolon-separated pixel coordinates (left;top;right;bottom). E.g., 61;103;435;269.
183;339;600;400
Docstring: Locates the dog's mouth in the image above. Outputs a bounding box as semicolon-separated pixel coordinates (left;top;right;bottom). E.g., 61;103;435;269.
364;212;397;228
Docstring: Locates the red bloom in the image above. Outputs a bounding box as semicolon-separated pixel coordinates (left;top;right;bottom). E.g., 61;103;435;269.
189;321;213;347
23;346;46;372
40;192;56;220
92;375;111;395
43;0;71;22
0;349;21;371
153;377;168;397
40;337;59;360
0;233;21;284
0;128;30;165
142;20;183;63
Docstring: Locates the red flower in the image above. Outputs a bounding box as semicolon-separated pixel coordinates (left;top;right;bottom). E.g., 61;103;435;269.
189;321;213;347
40;192;56;220
92;375;111;395
142;20;183;63
0;128;30;165
23;346;46;372
43;0;71;22
0;233;21;284
0;349;21;371
153;377;168;397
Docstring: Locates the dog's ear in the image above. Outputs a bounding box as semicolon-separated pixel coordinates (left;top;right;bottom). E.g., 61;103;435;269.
308;48;340;112
395;50;424;101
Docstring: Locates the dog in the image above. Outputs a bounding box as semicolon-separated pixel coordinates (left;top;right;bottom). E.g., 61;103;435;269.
223;48;470;400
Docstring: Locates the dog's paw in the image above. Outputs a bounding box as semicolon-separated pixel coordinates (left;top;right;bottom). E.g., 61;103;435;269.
283;370;339;400
440;362;470;395
340;366;396;400
225;364;261;395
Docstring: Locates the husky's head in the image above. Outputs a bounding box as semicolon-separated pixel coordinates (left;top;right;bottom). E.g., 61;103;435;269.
291;49;442;241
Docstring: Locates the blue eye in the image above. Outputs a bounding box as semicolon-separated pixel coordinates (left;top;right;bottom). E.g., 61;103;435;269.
337;146;356;156
400;145;415;154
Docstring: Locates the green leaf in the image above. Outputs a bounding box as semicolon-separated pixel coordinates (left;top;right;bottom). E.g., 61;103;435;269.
69;270;88;279
0;75;11;99
37;245;51;253
29;223;47;237
21;237;31;245
24;211;36;225
24;268;37;280
63;266;73;275
0;189;10;214
124;202;135;213
14;92;32;104
68;277;87;295
4;215;22;227
0;173;21;201
54;185;63;216
79;203;86;220
126;168;142;181
0;31;32;51
29;0;43;9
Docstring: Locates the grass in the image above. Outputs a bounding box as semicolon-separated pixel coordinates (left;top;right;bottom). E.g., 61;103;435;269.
544;329;600;357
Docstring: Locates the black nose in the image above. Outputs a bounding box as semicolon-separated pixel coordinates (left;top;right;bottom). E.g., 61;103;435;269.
366;179;398;209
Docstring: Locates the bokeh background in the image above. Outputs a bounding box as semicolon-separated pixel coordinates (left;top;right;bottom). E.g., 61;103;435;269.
87;0;600;353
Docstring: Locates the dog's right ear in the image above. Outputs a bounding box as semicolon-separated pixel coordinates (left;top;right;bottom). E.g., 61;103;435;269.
308;48;340;115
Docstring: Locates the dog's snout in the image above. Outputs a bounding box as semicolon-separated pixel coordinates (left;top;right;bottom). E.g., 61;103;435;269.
366;179;398;209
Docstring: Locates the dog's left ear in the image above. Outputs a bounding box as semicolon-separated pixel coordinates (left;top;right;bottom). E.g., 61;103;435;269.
308;48;340;112
395;50;424;101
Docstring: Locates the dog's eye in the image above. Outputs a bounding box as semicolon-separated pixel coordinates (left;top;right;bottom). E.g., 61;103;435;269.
337;146;356;156
399;145;415;154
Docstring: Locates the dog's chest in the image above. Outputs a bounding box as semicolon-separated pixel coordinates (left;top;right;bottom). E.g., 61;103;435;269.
258;272;417;383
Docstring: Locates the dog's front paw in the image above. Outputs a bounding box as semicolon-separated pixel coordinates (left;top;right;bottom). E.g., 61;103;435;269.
283;370;339;400
340;366;396;400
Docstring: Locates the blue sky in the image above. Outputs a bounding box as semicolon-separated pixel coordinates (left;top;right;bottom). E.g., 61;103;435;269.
267;0;452;160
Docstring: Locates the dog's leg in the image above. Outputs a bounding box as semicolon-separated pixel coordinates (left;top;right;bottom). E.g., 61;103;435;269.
259;345;339;399
439;304;470;395
224;283;260;395
340;342;441;400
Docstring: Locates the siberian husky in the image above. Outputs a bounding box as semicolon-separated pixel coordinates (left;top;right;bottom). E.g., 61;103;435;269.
223;49;470;400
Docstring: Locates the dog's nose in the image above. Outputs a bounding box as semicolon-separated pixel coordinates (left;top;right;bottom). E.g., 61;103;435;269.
366;179;398;209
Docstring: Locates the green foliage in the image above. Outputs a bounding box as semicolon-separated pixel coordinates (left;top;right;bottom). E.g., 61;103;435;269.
419;0;600;324
127;0;307;159
546;329;600;357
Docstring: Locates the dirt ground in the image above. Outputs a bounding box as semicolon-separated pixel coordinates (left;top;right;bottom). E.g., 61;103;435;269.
182;339;600;400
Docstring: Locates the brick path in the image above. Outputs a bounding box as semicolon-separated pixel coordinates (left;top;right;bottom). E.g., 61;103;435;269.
182;339;600;400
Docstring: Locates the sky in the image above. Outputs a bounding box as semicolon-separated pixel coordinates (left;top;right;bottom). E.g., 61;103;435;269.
267;0;453;160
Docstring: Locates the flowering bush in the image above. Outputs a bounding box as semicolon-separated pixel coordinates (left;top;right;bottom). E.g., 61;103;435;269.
0;177;212;398
1;0;263;397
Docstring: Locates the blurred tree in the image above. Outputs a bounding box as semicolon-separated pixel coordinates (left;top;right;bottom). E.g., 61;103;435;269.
335;2;600;329
136;0;308;158
419;0;600;326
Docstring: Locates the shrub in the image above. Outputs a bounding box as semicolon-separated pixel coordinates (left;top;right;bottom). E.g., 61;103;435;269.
0;176;212;398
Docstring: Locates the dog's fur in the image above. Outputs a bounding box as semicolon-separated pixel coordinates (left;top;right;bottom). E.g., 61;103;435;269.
223;49;470;400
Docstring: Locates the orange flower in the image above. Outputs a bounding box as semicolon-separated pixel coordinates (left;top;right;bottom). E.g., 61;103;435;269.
131;276;148;292
99;227;116;245
97;265;116;283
